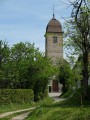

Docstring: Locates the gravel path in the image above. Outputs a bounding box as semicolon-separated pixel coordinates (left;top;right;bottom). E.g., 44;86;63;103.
0;107;37;119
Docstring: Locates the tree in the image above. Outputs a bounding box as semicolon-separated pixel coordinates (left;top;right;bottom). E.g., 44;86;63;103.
72;55;83;89
0;40;10;88
65;0;90;99
0;41;56;101
57;60;73;94
27;52;56;101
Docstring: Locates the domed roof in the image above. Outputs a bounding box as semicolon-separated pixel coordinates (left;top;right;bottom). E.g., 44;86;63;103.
46;16;62;33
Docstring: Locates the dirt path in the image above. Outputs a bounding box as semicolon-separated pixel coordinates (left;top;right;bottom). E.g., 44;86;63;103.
0;94;64;119
0;107;37;119
11;111;30;120
48;93;65;102
52;96;65;102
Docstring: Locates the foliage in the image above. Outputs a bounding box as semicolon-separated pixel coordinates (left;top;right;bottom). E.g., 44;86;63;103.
64;2;90;99
57;59;74;93
60;85;90;106
72;55;84;88
0;89;34;105
0;40;10;88
0;41;56;101
26;100;90;120
0;110;30;120
0;97;53;114
60;90;73;98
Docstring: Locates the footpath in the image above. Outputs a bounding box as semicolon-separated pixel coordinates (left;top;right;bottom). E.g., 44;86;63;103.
48;92;65;102
11;111;30;120
0;107;37;119
0;93;64;120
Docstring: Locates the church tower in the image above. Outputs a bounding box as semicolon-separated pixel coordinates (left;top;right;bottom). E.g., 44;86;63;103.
45;14;63;65
45;13;63;93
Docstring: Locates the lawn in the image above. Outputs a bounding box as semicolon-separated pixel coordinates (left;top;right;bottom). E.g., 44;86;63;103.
0;97;53;114
0;103;35;114
25;88;90;120
0;91;90;120
26;104;90;120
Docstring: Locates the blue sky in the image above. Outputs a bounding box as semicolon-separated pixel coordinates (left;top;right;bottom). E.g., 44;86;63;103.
0;0;73;55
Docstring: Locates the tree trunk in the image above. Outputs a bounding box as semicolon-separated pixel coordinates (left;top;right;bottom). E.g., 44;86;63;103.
82;49;89;100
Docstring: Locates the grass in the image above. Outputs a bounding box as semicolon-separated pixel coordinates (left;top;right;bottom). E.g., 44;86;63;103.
0;97;53;114
26;106;90;120
0;86;90;120
25;87;90;120
0;110;31;120
60;90;73;98
0;102;35;114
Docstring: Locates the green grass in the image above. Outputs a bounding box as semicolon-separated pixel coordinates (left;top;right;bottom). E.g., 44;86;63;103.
0;110;31;120
60;90;73;98
26;105;90;120
0;97;53;120
25;87;90;120
0;97;53;114
0;102;35;114
0;86;90;120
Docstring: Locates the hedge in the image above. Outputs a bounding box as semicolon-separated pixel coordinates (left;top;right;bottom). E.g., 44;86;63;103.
0;89;34;105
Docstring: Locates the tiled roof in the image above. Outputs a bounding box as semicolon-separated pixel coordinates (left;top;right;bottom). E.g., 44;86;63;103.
46;17;62;33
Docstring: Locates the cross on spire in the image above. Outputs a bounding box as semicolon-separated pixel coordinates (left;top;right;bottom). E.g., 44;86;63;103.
53;5;55;18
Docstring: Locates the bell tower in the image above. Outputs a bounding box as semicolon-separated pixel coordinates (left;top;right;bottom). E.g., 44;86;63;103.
45;15;63;65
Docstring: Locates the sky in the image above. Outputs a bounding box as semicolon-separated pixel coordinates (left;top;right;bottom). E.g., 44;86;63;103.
0;0;74;56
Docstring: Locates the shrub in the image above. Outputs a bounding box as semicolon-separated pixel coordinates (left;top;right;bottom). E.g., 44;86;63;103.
0;89;34;105
60;85;90;106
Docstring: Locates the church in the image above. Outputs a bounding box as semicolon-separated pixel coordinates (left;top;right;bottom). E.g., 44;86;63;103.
45;14;63;93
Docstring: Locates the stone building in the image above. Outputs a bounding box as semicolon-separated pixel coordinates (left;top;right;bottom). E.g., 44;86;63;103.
45;14;63;93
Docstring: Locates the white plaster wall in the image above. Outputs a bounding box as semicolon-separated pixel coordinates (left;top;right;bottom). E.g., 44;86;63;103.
88;77;90;85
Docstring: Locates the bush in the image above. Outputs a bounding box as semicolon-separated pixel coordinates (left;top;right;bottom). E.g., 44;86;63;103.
0;89;34;105
60;85;90;106
60;90;73;98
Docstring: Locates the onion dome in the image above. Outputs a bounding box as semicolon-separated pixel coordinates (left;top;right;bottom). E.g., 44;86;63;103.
46;15;62;33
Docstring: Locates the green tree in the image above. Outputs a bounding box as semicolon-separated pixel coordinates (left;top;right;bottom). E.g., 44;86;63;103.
9;42;36;88
72;55;83;89
0;41;57;100
9;42;56;101
27;52;56;101
57;60;73;94
65;0;90;99
0;40;10;88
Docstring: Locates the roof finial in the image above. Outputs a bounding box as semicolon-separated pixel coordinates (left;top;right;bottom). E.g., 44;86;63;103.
53;5;55;18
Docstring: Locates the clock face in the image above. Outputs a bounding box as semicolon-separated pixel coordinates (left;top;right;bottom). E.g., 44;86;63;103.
53;36;57;43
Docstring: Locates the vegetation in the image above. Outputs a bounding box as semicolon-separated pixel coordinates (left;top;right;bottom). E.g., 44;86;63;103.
0;103;33;114
26;106;90;120
0;97;53;114
0;40;56;101
65;0;90;100
57;60;74;94
60;90;73;98
25;86;90;120
0;89;34;105
60;86;90;106
0;1;90;119
0;110;31;120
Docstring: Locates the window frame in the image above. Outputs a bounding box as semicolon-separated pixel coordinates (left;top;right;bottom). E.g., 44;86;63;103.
53;36;57;43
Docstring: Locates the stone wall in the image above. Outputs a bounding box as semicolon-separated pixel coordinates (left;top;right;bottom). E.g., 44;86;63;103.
45;33;63;64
